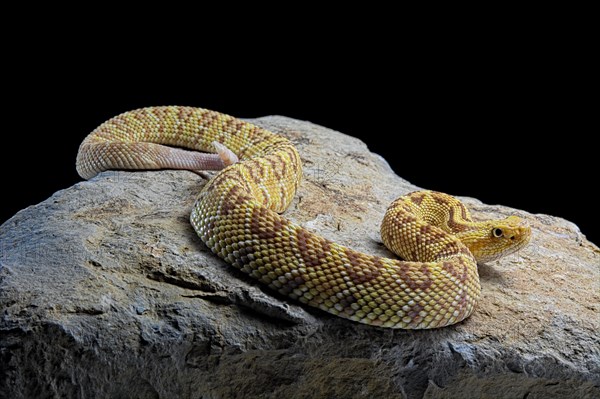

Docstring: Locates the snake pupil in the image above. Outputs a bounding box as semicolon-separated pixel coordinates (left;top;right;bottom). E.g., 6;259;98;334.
493;228;503;238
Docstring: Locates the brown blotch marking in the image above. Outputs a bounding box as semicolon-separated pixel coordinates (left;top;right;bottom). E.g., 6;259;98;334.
176;107;195;133
442;257;472;283
157;116;166;135
296;228;332;268
461;246;471;257
436;239;470;259
457;281;469;315
231;119;247;135
396;213;418;226
256;159;268;181
459;203;469;220
267;156;282;180
219;184;249;216
277;153;288;180
246;161;263;185
216;133;227;145
221;195;237;216
420;224;449;246
250;207;279;240
407;249;418;261
429;193;450;207
219;114;237;134
446;207;470;232
409;192;426;206
245;129;272;152
442;261;460;280
279;186;288;208
296;227;309;250
440;245;465;259
387;197;406;212
210;173;249;197
345;251;381;284
288;147;301;169
220;117;234;133
259;158;271;180
371;257;386;275
207;171;228;188
202;111;220;134
272;216;290;239
224;119;247;144
397;261;434;291
457;256;470;283
419;264;433;289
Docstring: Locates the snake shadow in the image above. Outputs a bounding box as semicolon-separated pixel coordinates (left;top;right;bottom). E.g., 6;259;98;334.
476;262;506;284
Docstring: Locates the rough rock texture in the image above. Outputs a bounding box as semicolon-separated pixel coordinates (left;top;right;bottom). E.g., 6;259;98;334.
1;116;599;399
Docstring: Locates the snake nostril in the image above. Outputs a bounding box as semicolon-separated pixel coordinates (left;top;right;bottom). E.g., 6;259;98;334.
510;236;515;240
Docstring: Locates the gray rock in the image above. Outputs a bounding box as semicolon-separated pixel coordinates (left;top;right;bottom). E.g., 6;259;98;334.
1;116;598;399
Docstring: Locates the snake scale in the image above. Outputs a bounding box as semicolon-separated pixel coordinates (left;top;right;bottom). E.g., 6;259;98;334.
76;106;531;329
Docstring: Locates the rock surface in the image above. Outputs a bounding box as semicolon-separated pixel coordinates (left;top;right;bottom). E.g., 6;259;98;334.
1;116;599;399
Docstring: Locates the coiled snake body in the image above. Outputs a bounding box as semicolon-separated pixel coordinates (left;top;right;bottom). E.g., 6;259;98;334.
77;106;531;329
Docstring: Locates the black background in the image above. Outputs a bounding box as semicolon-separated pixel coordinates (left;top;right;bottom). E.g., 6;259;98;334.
3;34;597;245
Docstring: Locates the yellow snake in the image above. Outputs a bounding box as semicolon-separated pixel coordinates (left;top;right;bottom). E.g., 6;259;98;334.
76;106;531;329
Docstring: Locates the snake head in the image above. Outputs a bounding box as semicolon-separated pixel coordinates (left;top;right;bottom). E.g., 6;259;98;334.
460;216;532;263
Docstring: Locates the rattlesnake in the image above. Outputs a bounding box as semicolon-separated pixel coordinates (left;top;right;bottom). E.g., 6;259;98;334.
76;106;531;329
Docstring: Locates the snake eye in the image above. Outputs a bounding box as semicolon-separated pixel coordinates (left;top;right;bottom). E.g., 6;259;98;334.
492;228;503;238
